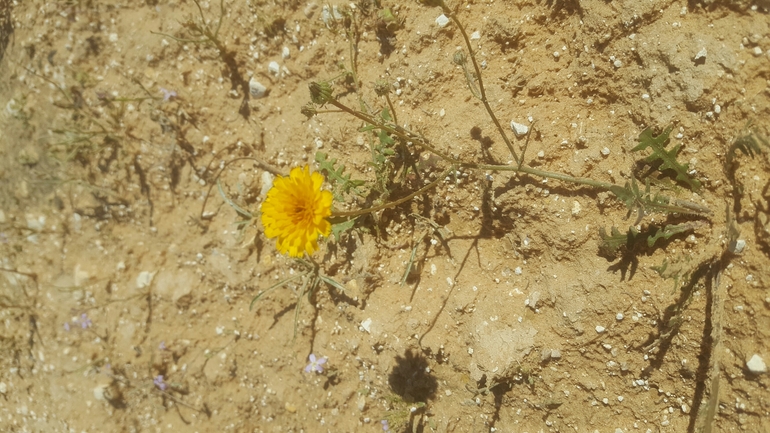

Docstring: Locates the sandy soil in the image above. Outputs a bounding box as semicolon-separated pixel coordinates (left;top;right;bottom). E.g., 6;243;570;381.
1;0;769;432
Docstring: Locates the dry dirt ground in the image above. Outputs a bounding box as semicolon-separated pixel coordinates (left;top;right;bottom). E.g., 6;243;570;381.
1;0;770;432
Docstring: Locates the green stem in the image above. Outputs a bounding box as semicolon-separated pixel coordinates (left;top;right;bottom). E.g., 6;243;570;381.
443;7;520;166
332;167;454;218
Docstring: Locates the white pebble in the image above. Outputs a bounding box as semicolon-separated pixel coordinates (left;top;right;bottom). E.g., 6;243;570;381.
109;33;118;43
360;318;372;333
435;14;449;28
753;46;763;56
268;61;280;76
596;325;606;334
694;47;707;61
514;267;522;275
601;147;610;156
249;77;267;98
616;313;624;321
553;51;560;58
470;31;481;40
747;354;767;374
282;46;290;59
642;93;650;101
571;201;581;216
136;271;155;289
0;382;6;394
510;121;529;137
613;59;622;68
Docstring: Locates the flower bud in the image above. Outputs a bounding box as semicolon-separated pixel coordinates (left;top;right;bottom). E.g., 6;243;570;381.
309;81;334;105
374;80;391;97
301;103;318;119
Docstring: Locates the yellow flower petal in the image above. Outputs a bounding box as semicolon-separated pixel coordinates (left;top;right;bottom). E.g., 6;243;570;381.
260;165;333;257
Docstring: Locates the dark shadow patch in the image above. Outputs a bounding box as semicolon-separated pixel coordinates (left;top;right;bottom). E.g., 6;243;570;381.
388;349;438;402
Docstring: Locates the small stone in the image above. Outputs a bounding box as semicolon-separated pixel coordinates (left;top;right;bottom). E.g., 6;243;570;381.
0;382;6;394
694;47;707;61
249;77;268;98
470;31;481;40
282;46;290;59
613;59;622;68
260;171;274;198
571;201;582;216
601;147;610;156
136;271;155;289
541;348;552;361
729;239;746;254
595;325;606;334
285;402;297;413
752;46;763;56
553;51;560;58
435;14;449;28
642;93;650;101
616;313;624;321
747;354;767;374
360;318;372;333
268;61;280;76
550;349;561;359
510;121;529;138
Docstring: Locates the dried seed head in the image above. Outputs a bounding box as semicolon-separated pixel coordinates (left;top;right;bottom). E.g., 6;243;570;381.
374;80;391;97
309;81;333;105
301;103;318;119
452;51;467;66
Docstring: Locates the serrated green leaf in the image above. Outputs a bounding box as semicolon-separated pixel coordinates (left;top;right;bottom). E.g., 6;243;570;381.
330;218;357;242
315;151;366;198
632;126;701;192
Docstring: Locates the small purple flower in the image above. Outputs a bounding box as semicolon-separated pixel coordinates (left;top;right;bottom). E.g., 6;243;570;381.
79;313;92;329
63;322;71;332
159;341;167;351
160;88;177;101
304;354;327;373
153;375;168;391
381;419;390;431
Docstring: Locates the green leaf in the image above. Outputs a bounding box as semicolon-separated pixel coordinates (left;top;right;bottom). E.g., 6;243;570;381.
632;127;701;192
315;152;366;198
330;218;357;242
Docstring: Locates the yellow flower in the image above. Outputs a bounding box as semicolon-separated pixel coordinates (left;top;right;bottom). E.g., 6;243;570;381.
260;165;333;257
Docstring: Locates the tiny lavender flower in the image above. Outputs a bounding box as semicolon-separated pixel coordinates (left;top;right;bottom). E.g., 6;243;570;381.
159;341;167;351
79;313;92;329
63;322;71;332
160;88;177;101
304;354;327;373
381;419;390;431
153;375;168;391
